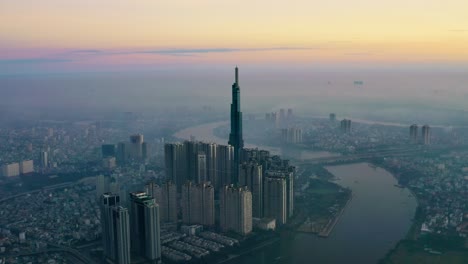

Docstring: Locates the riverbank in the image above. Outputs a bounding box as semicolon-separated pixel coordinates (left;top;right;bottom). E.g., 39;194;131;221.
319;194;353;237
294;177;352;237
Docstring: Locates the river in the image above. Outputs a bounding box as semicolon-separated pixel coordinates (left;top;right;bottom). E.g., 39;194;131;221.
173;121;418;264
229;163;417;264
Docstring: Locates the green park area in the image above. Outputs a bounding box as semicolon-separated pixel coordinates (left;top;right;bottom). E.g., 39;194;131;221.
292;169;351;235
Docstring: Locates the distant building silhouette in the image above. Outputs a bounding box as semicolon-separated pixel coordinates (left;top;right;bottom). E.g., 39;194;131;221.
129;134;144;160
116;142;127;165
287;108;293;120
281;127;303;144
410;124;418;143
102;144;116;158
40;151;48;168
142;142;149;160
340;119;352;133
422;125;431;145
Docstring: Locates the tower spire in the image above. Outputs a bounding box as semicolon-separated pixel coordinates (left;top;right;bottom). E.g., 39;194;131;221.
235;66;238;85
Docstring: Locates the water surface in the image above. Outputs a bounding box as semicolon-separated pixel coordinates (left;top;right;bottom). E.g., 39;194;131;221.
232;163;417;264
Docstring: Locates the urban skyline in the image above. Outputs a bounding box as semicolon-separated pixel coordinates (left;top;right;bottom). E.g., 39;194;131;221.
1;1;468;263
86;67;298;264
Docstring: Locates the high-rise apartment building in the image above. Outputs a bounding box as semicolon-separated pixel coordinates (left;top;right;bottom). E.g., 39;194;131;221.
219;185;253;235
216;144;234;189
198;142;217;186
111;206;131;264
263;176;287;225
100;193;121;262
196;153;207;183
19;160;34;174
181;182;215;226
164;142;186;188
239;162;263;218
1;163;20;177
184;141;199;182
145;181;177;223
165;141;233;190
129;192;161;262
265;170;294;218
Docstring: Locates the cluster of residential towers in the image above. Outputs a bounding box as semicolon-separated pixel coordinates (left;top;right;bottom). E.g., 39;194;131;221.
100;67;295;264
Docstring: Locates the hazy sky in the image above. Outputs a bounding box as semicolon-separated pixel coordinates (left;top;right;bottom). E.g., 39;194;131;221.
1;1;468;74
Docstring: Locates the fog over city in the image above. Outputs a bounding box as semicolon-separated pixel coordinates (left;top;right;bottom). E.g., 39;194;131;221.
2;68;468;124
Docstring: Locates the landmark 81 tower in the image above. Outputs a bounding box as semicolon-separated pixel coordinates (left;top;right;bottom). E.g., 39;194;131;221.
228;66;244;183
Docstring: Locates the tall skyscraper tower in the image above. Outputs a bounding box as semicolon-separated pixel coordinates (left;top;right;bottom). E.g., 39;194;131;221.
100;193;121;262
129;192;161;263
229;66;244;183
111;206;131;264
